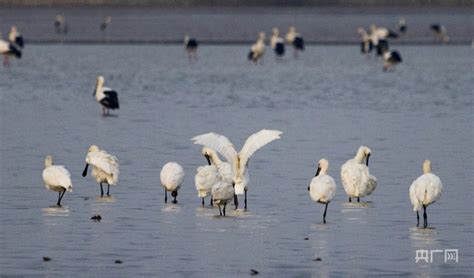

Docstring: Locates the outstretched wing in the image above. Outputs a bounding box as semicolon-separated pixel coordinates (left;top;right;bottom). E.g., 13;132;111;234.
191;133;238;165
239;129;282;170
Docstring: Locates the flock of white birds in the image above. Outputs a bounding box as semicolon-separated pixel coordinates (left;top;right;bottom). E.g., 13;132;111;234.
0;15;445;228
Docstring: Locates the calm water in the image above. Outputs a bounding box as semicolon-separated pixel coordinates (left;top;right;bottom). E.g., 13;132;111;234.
0;45;472;276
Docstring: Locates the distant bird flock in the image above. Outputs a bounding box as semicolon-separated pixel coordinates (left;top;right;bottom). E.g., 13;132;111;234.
2;16;446;228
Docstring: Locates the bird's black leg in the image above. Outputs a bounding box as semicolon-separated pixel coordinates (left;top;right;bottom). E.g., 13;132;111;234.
357;197;360;202
349;197;352;202
201;197;205;206
423;205;428;228
173;194;177;204
210;196;213;206
107;184;110;196
100;183;104;197
416;211;420;227
164;189;168;203
234;194;239;210
57;189;66;206
323;203;328;224
218;205;222;216
223;204;226;216
244;190;248;210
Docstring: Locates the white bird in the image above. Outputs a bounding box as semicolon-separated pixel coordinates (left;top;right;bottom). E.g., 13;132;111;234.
93;75;119;116
308;159;337;223
184;34;199;63
409;160;443;228
192;129;283;210
43;155;73;206
248;32;265;64
82;145;119;197
212;181;235;216
8;26;24;48
270;27;285;58
160;162;184;204
341;146;377;202
383;50;402;71
202;147;234;184
430;24;449;43
285;26;304;58
195;148;221;206
0;33;22;67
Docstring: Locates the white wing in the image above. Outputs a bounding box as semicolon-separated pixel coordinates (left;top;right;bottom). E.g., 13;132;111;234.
239;129;282;171
87;150;119;177
43;165;73;191
192;133;238;165
195;165;220;197
409;180;421;211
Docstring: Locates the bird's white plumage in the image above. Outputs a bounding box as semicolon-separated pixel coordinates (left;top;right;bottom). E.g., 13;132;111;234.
43;165;73;192
85;146;119;185
211;181;235;206
340;146;377;199
409;161;442;211
195;165;220;198
192;129;282;195
0;40;9;53
309;175;336;204
160;162;184;192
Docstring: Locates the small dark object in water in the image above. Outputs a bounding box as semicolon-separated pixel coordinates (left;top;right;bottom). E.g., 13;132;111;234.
42;256;51;262
83;197;89;201
313;258;322;262
304;237;309;240
250;269;259;275
91;214;102;221
115;260;123;264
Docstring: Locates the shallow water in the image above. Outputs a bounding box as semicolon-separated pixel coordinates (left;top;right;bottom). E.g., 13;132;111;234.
0;45;473;276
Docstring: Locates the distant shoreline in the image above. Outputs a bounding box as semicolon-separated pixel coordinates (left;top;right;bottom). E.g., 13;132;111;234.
0;0;472;7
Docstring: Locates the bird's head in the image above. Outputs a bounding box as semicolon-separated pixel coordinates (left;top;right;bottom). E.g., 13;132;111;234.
272;27;279;36
10;26;17;32
423;160;432;174
96;76;105;86
88;145;100;153
258;32;266;39
201;147;215;165
356;146;372;166
289;26;296;32
315;158;329;176
45;155;53;167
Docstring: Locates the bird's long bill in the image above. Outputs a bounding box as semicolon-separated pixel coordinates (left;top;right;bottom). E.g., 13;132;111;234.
205;154;211;165
366;153;370;166
82;163;89;177
315;166;321;177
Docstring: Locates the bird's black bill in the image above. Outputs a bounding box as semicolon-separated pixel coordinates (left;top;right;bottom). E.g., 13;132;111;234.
205;154;211;165
366;153;370;166
82;163;89;177
315;166;321;177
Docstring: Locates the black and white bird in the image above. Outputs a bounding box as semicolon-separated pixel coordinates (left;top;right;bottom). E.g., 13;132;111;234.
383;50;402;71
430;24;449;43
93;76;119;116
397;18;407;34
8;26;24;48
248;32;265;64
184;34;198;62
286;26;304;58
370;24;399;40
100;16;112;31
54;15;68;34
375;39;390;57
0;33;22;67
270;27;285;58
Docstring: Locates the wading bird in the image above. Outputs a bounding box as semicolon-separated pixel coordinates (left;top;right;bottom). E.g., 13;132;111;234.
93;76;119;116
308;159;336;223
248;32;265;64
8;26;24;48
161;162;184;204
270;27;285;58
82;145;119;197
192;129;282;210
195;148;220;206
430;24;449;43
285;26;304;58
100;16;112;31
0;34;21;67
409;160;442;228
341;146;377;202
54;15;68;34
383;49;402;71
184;34;198;62
212;181;234;216
43;155;73;206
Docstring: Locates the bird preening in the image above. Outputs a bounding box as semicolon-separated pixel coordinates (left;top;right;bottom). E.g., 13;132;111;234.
308;159;337;223
82;145;119;197
341;146;377;203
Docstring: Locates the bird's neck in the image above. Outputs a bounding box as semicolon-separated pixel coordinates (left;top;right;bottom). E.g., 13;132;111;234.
95;82;105;100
